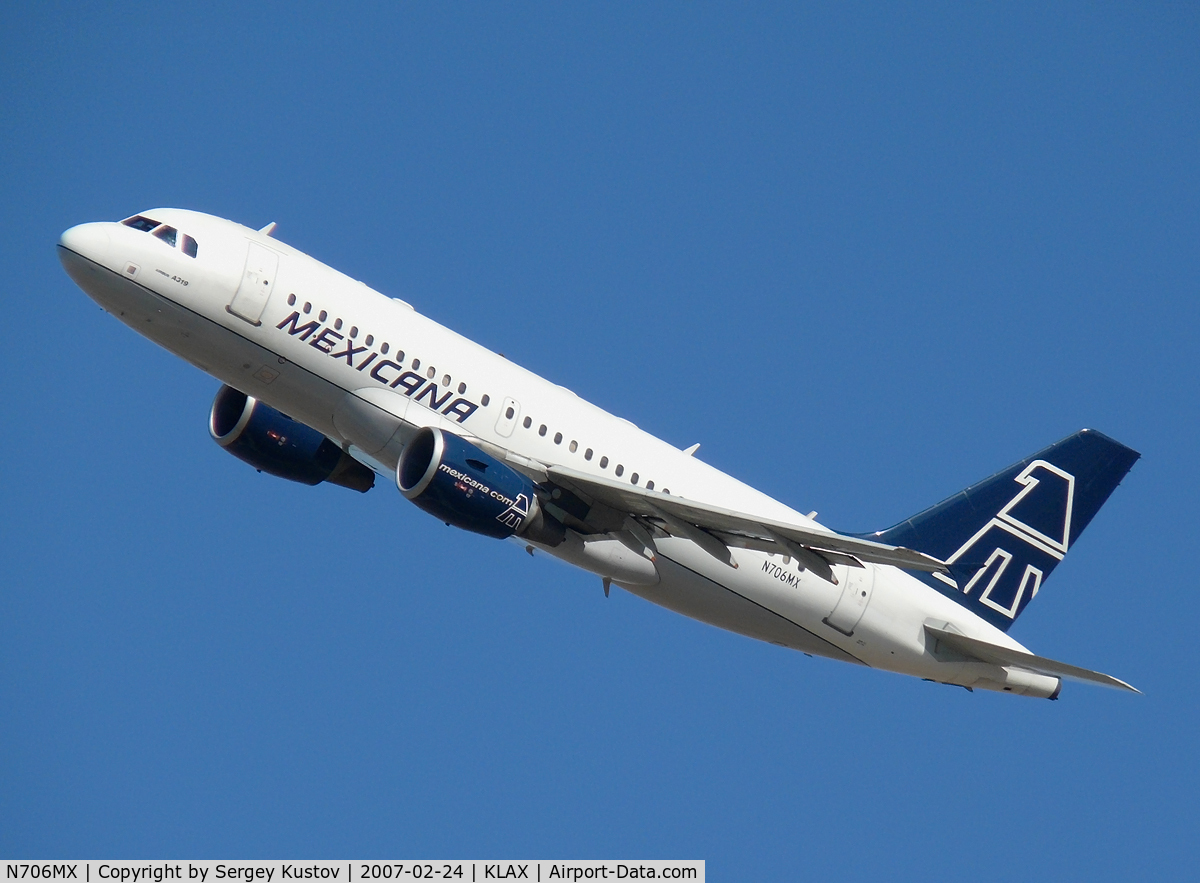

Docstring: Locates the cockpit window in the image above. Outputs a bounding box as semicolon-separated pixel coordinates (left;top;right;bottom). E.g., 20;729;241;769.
122;215;161;232
121;216;197;256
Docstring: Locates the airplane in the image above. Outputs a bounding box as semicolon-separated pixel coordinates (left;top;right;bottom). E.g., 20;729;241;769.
58;209;1141;699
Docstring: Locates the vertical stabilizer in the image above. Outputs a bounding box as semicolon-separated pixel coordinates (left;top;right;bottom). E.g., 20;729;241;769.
864;429;1139;631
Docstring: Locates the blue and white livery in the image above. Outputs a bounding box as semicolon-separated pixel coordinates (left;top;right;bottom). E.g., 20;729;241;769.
58;209;1141;699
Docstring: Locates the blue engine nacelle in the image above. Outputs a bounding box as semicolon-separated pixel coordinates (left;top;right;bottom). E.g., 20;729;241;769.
397;427;565;545
209;385;375;492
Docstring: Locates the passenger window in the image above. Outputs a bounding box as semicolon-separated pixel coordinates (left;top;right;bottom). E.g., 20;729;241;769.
426;367;436;379
458;382;466;394
365;334;374;346
287;294;296;306
182;234;198;258
569;441;578;453
303;302;312;314
381;342;389;354
506;406;516;419
523;417;532;429
334;318;343;330
538;425;547;437
599;456;608;469
631;473;638;484
319;310;328;322
412;359;420;370
481;395;490;406
554;432;562;445
585;448;593;461
153;225;177;247
122;216;160;232
349;326;358;338
646;480;655;490
443;375;451;387
615;464;624;477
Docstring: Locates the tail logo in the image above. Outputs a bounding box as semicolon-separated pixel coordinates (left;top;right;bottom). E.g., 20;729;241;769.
933;460;1075;619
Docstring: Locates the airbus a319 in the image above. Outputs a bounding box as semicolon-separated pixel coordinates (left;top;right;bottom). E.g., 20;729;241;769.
58;210;1140;699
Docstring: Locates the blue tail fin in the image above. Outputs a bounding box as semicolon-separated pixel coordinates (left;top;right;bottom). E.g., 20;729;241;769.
864;429;1139;631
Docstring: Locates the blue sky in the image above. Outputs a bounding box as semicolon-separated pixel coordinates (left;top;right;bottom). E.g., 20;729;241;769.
2;3;1198;878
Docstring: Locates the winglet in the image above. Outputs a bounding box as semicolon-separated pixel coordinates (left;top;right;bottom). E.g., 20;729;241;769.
259;222;278;236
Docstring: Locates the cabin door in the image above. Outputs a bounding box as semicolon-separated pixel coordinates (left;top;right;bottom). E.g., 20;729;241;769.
823;564;875;636
228;241;279;325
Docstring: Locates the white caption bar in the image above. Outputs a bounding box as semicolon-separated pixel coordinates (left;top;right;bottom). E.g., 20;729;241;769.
2;862;704;883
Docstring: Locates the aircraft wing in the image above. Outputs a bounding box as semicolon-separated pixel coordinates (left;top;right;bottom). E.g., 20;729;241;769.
924;624;1139;692
542;463;948;578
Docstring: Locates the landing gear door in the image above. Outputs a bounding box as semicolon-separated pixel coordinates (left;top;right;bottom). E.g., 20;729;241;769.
823;563;875;636
228;241;279;326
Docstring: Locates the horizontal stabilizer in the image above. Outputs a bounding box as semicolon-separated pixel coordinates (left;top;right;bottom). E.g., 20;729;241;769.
925;624;1138;693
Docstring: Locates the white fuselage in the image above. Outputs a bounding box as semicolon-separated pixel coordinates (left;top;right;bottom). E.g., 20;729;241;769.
59;209;1059;697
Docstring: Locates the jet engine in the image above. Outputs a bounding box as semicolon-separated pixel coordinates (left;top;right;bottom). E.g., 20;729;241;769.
209;384;375;492
397;426;565;545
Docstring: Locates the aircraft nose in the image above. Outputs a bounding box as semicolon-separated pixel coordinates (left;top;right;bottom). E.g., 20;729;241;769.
58;222;112;263
58;222;120;297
